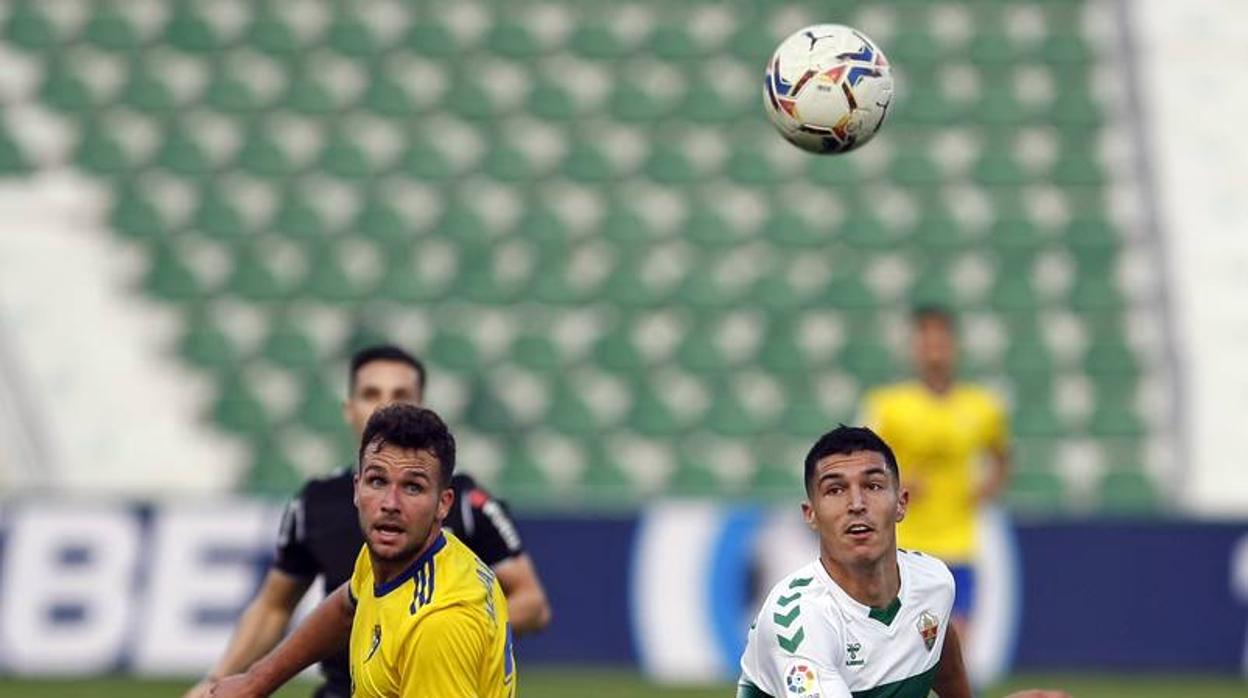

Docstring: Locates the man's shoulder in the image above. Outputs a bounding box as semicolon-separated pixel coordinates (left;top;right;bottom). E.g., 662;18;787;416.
753;562;839;653
899;549;956;594
297;466;355;500
953;383;1005;411
865;381;924;407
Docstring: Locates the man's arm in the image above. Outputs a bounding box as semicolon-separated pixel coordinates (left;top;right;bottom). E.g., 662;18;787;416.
209;583;355;698
182;569;312;698
493;553;552;633
978;445;1012;503
931;622;973;698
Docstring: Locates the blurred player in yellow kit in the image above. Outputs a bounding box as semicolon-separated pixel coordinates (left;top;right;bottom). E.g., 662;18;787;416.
210;403;514;698
860;307;1011;636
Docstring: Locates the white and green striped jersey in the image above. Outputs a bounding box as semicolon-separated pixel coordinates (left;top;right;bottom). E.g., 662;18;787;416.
737;550;955;698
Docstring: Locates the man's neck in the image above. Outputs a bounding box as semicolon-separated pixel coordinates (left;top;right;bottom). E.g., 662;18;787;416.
820;549;901;609
371;525;443;586
921;373;953;396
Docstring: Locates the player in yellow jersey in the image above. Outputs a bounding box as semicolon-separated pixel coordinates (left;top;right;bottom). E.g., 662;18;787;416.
209;404;515;698
859;306;1011;637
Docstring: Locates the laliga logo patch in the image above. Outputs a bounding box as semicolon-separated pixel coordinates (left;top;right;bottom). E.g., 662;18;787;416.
784;661;819;696
917;611;939;652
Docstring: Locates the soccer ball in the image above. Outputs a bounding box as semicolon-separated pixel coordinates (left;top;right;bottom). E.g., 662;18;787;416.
762;24;894;154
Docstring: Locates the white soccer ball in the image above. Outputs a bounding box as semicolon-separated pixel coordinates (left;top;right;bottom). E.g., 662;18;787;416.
762;24;894;154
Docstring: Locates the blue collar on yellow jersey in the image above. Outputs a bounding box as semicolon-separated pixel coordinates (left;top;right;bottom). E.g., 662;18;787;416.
374;531;447;597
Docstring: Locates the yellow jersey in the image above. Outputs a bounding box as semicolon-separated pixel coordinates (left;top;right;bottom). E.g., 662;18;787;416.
861;381;1008;563
347;531;515;698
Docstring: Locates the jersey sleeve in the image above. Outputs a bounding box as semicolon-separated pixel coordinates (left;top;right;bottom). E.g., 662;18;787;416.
739;591;852;698
858;389;886;435
461;484;525;567
346;545;370;608
398;606;489;698
272;492;318;578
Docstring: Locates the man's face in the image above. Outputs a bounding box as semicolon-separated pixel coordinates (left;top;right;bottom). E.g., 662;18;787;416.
344;360;422;437
802;451;907;568
353;442;452;564
912;316;957;381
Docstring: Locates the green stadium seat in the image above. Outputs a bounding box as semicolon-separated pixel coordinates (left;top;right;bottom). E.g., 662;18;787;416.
643;148;698;184
1006;467;1066;512
726;145;781;186
0;121;30;176
270;187;328;239
910;200;971;253
212;374;270;435
445;74;500;121
486;20;542;59
243;436;306;496
679;83;747;124
568;22;629;60
361;72;417;119
1041;32;1092;66
1063;212;1118;259
74;124;129;175
236;124;297;179
777;386;842;438
514;205;570;245
889;30;942;66
820;270;878;310
247;6;301;58
629;381;686;437
427;329;480;373
675;320;733;374
39;60;94;114
396;137;456;182
677;264;742;310
482;142;536;182
4;1;56;53
704;384;760;437
512;332;563;373
1069;261;1125;313
353;193;411;249
464;380;516;434
1087;390;1144;438
296;373;351;434
649;26;701;61
325;11;382;58
838;334;896;385
1012;397;1065;438
807;151;867;188
1051;147;1106;187
110;184;170;240
203;67;265;114
973;147;1032;187
607;82;668;123
301;242;366;304
546;381;599;435
154;125;214;176
260;317;320;371
404;20;461;58
377;250;449;304
684;205;745;248
1098;467;1158;513
840;206;898;251
527;79;578;122
191;184;247;240
594;321;647;374
163;2;221;54
1083;332;1139;377
225;244;286;302
121;61;177;113
889;150;944;189
180;310;238;371
284;70;338;115
562;140;618;183
319;130;375;180
891;83;963;128
1049;89;1102;129
670;448;725;496
908;265;958;308
763;211;824;249
727;23;775;65
83;5;142;52
145;245;202;301
434;201;491;248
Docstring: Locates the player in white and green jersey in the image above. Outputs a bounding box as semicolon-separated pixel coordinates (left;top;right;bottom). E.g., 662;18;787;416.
738;425;1067;698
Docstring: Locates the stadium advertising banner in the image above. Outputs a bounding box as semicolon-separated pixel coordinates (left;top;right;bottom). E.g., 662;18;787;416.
0;501;1245;678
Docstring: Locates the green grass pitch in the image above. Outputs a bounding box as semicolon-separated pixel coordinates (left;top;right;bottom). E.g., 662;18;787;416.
0;669;1243;697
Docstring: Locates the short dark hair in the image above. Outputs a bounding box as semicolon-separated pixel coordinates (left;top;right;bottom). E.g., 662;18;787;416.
803;425;900;495
348;344;426;396
912;305;955;329
358;404;456;488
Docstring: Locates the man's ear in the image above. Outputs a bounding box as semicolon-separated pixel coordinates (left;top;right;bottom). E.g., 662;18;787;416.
800;499;817;532
437;482;455;521
895;485;909;523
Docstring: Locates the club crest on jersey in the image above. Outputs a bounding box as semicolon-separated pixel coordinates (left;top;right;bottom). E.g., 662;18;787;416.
365;623;382;662
784;661;819;696
845;641;865;667
917;611;939;651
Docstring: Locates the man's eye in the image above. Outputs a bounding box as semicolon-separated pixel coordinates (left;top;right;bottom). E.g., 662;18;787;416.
368;476;386;487
404;483;423;494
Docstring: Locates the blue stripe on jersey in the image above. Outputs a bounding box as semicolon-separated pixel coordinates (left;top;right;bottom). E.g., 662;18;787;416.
374;531;447;597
